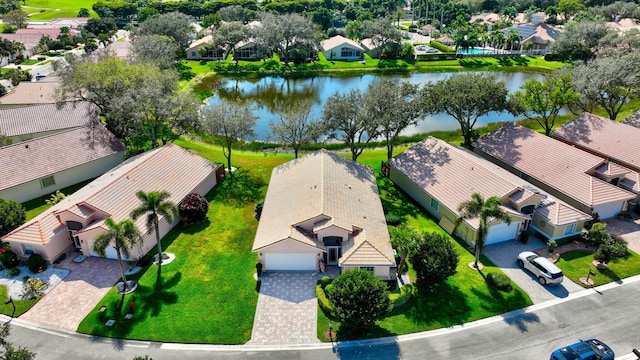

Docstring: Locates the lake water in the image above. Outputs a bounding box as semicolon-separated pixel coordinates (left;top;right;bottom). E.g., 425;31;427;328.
205;72;547;141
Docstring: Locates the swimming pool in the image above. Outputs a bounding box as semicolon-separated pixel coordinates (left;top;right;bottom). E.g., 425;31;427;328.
457;47;497;54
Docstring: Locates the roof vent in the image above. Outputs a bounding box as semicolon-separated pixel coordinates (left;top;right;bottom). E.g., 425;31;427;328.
25;144;29;149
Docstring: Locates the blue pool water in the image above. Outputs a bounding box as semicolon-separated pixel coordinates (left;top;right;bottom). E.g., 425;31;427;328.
457;47;496;54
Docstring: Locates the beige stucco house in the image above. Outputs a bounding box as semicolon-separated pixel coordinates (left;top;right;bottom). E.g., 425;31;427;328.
474;122;636;219
0;123;126;203
252;149;396;279
185;35;225;61
387;137;591;246
320;35;364;61
1;144;220;263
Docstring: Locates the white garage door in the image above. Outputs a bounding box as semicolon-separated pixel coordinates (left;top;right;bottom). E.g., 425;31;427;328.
265;253;316;271
486;221;521;245
87;241;119;259
595;201;625;219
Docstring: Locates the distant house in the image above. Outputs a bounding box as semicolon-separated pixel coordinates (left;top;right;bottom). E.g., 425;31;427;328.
320;35;364;61
360;38;401;59
0;33;42;59
233;39;267;60
387;137;591;245
606;18;640;33
252;149;396;279
0;102;96;143
502;15;562;54
1;144;221;263
28;17;90;30
0;77;60;105
473;122;636;219
0;123;126;203
185;35;224;60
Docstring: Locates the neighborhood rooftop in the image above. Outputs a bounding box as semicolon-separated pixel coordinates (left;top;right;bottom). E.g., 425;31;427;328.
0;124;126;192
473;122;636;209
0;101;96;137
2;144;219;246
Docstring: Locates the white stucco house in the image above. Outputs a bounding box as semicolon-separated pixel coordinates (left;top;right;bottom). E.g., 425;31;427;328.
185;35;225;60
252;149;396;279
2;144;221;263
320;35;364;61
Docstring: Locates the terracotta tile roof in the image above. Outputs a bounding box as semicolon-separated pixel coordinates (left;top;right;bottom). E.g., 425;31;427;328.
252;149;394;266
553;112;640;171
16;28;61;38
474;122;635;208
2;144;219;245
0;33;43;48
186;35;213;52
389;137;590;228
320;35;364;52
0;124;126;192
535;200;592;226
0;78;60;105
0;102;95;137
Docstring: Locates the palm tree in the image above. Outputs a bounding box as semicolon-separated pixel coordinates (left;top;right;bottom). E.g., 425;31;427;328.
130;191;178;266
390;224;421;276
456;193;511;270
506;30;522;53
93;218;143;292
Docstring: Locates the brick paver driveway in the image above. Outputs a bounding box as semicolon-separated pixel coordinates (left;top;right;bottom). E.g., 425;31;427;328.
483;238;583;304
249;272;319;345
20;255;123;332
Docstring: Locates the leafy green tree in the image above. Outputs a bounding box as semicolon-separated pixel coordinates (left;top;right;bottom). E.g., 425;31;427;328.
254;12;317;64
201;13;221;29
77;8;90;17
409;232;459;289
558;0;586;21
130;191;178;266
130;34;179;70
138;7;159;23
509;74;578;136
390;224;421;275
200;99;257;177
456;193;511;269
362;17;401;48
0;324;36;360
136;11;195;49
83;17;117;37
1;10;28;29
326;269;392;331
93;218;144;292
269;99;323;158
0;199;25;237
322;89;378;161
422;73;509;147
212;21;249;59
549;20;611;61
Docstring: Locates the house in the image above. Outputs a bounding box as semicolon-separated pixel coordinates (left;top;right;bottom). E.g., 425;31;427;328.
473;122;636;219
1;144;221;263
502;16;562;54
606;18;640;33
28;17;90;30
0;102;95;142
252;149;396;279
0;123;126;203
233;39;267;60
386;137;591;246
0;33;42;59
0;76;60;105
185;35;224;60
360;38;401;59
320;35;364;61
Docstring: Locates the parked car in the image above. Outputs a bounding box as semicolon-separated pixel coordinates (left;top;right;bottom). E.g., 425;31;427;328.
550;338;615;360
517;251;564;285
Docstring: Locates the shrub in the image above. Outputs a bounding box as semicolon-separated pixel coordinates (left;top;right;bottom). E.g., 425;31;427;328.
316;284;334;316
255;262;263;277
45;190;66;206
0;249;19;269
0;198;26;237
7;267;20;277
178;193;209;224
429;40;455;53
27;254;47;273
486;272;512;292
547;239;558;253
318;275;333;290
22;277;49;299
585;222;610;246
254;202;263;221
410;232;459;290
385;212;402;226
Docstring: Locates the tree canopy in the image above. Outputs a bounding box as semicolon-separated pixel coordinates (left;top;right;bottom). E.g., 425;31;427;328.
409;232;459;289
0;198;25;237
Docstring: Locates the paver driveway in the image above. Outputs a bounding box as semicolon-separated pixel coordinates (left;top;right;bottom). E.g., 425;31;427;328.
483;238;583;304
19;255;123;332
250;272;319;345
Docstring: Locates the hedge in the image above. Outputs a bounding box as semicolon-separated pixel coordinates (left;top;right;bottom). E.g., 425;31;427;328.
429;41;455;53
316;285;334;316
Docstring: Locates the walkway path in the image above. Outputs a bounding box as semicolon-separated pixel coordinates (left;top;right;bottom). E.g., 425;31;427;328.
249;272;319;345
20;255;123;332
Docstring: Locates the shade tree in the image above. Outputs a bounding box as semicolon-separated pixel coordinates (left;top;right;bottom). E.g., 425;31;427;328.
269;98;323;158
409;232;459;289
136;12;195;49
0;198;25;237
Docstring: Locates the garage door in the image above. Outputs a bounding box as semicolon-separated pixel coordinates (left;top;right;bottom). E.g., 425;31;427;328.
595;201;625;219
486;221;521;245
265;253;316;271
87;241;119;259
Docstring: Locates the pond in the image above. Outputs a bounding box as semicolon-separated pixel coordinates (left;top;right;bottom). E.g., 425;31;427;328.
205;72;548;141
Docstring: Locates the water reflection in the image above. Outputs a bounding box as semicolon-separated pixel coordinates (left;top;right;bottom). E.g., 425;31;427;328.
206;72;548;141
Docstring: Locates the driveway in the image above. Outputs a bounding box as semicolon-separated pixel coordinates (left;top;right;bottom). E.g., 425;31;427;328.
483;238;584;304
249;272;319;345
19;255;123;332
604;216;640;254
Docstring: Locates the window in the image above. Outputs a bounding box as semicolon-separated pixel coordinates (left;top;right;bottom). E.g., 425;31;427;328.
341;48;361;57
360;266;374;273
564;223;576;236
40;176;55;188
430;198;439;211
191;51;196;57
22;244;35;256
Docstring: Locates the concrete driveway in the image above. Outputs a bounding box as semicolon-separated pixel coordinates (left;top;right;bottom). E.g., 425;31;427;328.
19;255;123;332
249;272;319;345
483;238;584;304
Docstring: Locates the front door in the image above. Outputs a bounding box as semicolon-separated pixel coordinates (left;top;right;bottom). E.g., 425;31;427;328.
327;247;340;265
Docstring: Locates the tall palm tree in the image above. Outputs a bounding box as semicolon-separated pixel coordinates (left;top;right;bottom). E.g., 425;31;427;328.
130;191;178;266
390;224;421;275
93;218;143;292
456;193;511;270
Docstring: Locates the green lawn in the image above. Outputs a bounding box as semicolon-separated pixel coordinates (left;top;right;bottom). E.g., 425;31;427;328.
22;180;94;221
22;0;97;20
0;283;43;318
557;250;640;287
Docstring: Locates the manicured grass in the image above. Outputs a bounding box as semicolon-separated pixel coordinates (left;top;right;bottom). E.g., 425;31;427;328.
556;250;640;287
77;175;262;343
0;285;42;318
22;180;94;221
22;0;97;20
17;59;40;65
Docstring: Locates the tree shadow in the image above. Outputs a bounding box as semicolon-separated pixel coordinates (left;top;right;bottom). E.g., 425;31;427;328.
501;308;541;333
497;57;514;67
552;112;604;148
458;58;490;68
473;122;535;167
334;337;402;360
175;62;196;81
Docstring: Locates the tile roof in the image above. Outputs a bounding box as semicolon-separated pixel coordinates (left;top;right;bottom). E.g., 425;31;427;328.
0;79;60;105
0;101;94;137
474;122;635;208
252;149;394;266
503;23;562;44
553;112;640;171
16;28;62;38
320;35;364;52
186;35;213;51
2;144;219;245
389;137;590;228
0;123;126;192
0;33;43;48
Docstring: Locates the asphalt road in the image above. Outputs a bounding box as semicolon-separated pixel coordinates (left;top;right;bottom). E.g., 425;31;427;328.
5;276;640;360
